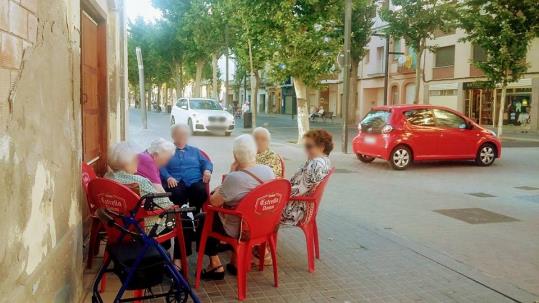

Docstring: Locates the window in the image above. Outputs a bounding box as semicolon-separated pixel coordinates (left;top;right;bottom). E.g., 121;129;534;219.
392;39;401;61
177;98;188;109
404;109;435;127
376;46;385;71
364;49;370;64
189;99;223;110
435;46;455;67
472;45;487;62
360;110;391;133
429;89;457;96
433;109;467;129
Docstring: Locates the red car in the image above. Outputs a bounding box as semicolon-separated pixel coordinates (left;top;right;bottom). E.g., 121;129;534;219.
352;105;501;170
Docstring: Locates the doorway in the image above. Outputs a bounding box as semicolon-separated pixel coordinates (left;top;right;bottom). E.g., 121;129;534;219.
81;11;107;174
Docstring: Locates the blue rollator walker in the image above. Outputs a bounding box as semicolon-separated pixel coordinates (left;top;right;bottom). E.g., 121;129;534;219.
91;192;201;303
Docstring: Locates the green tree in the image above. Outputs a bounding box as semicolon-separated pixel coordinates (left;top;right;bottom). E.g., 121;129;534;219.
269;0;343;142
381;0;456;104
349;0;376;121
459;0;539;136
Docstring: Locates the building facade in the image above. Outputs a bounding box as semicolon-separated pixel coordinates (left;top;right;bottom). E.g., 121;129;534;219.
357;14;539;132
0;0;128;302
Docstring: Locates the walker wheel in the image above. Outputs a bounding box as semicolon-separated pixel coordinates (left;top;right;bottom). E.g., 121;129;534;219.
165;290;188;303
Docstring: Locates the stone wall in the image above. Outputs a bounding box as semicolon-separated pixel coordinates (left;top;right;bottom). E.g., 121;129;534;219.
0;0;84;302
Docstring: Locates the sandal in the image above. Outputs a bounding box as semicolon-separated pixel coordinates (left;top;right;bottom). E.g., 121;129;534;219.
226;263;237;276
201;265;225;281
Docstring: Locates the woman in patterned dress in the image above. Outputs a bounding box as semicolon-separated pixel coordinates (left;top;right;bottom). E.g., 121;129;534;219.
281;129;333;226
253;127;283;177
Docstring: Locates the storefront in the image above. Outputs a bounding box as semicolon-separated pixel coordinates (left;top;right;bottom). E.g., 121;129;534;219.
463;79;533;127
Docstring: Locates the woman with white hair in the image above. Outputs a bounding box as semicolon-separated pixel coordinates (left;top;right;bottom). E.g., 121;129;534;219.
253;127;283;177
197;134;275;280
105;142;181;264
137;138;176;192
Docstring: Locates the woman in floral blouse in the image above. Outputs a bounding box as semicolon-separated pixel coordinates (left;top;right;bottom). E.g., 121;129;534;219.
281;129;333;226
253;127;283;177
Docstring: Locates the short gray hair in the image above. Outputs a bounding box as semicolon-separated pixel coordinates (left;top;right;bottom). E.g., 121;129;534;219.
170;123;191;136
108;141;137;171
147;138;175;156
233;134;257;164
252;127;271;140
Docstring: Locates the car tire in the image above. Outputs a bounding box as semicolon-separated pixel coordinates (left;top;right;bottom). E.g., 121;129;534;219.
475;143;496;166
225;131;232;137
170;116;176;125
187;119;197;135
389;145;412;170
357;154;375;163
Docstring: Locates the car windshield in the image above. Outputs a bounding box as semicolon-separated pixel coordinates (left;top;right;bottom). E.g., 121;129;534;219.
189;99;222;110
360;110;390;133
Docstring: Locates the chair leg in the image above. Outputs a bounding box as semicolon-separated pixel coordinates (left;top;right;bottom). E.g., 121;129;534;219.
313;220;320;259
86;218;100;269
257;242;267;272
99;251;109;293
268;235;278;287
175;213;189;279
195;213;213;289
236;244;248;301
301;224;315;273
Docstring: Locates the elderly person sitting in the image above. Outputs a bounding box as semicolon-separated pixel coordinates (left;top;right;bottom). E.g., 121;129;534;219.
281;129;333;226
198;134;275;280
160;124;213;212
137;138;176;192
105;142;177;233
253;127;283;177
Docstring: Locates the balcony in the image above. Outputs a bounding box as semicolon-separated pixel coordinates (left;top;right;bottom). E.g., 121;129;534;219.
432;66;455;80
397;63;415;74
469;64;485;77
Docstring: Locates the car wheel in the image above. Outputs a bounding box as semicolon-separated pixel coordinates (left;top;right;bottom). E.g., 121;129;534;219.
475;143;496;166
357;154;375;163
170;116;176;125
225;131;232;137
389;145;412;170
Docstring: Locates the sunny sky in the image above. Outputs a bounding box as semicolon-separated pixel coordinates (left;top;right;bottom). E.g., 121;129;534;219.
125;0;162;22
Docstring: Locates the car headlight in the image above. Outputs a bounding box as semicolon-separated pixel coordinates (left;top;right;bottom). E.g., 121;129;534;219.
487;130;497;137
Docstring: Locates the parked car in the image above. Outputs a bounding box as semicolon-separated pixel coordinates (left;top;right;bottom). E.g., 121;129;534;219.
352;105;501;170
171;98;235;136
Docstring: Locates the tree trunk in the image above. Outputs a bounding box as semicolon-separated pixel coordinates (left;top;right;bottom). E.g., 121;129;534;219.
211;53;219;100
251;70;260;128
497;85;506;136
177;63;184;97
414;41;424;104
293;78;310;144
157;84;162;111
194;59;204;97
350;59;359;122
164;86;169;109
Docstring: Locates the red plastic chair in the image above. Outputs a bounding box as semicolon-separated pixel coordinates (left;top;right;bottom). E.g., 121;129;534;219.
288;168;334;273
87;178;191;296
82;162;102;269
195;179;291;301
199;149;212;199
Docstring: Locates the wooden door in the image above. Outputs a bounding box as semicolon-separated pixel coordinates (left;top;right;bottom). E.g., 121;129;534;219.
81;12;106;173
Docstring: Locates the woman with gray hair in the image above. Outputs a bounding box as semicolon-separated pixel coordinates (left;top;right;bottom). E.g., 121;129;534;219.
137;138;176;192
105;142;182;264
252;127;283;177
197;134;275;280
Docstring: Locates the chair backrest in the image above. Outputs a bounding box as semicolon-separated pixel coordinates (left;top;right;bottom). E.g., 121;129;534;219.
308;167;335;218
235;179;291;240
82;162;98;213
88;178;144;243
279;156;286;178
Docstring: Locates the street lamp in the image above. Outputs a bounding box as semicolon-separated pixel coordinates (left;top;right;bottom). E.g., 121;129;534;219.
372;32;404;105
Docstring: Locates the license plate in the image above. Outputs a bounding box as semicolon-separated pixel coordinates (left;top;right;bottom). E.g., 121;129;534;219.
364;136;376;144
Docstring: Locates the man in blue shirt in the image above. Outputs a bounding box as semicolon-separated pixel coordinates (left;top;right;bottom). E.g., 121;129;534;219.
161;124;213;213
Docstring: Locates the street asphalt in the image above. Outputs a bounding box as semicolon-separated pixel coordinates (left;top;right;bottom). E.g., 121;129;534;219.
84;108;539;303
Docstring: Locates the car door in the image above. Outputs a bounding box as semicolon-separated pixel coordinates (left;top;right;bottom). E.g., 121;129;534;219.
403;109;441;159
175;98;189;123
433;109;478;158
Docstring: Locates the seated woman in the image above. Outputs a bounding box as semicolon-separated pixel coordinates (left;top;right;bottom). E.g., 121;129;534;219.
137;138;176;192
199;134;275;280
105;142;181;264
160;124;213;213
253;127;283;177
281;129;333;226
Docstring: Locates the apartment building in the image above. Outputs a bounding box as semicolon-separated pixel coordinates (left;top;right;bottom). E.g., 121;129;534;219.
357;18;539;132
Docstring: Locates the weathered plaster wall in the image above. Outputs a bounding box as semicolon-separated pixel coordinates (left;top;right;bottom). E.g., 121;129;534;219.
0;0;84;302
